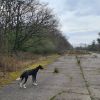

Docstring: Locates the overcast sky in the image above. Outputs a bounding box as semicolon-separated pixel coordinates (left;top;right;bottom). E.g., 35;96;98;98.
40;0;100;46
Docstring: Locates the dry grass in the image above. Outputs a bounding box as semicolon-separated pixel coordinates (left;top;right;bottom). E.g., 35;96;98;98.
0;52;46;72
66;50;91;55
0;53;59;87
0;55;34;73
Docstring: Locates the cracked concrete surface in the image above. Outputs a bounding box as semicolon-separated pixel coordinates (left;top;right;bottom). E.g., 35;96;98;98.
0;54;100;100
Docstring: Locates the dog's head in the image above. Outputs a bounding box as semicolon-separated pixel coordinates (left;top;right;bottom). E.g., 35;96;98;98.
38;65;44;70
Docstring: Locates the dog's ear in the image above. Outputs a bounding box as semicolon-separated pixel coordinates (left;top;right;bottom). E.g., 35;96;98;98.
38;65;41;67
39;65;44;69
39;65;42;67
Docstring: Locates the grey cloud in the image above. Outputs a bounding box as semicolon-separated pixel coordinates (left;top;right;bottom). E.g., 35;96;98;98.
40;0;100;46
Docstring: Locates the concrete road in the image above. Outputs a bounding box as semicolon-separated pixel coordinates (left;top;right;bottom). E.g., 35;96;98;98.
0;54;100;100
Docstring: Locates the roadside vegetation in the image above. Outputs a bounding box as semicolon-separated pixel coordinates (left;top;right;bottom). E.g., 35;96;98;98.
0;0;72;87
65;50;91;56
0;54;59;87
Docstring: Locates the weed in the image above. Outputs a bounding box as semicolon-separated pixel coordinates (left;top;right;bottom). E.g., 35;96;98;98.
93;55;98;58
53;68;59;73
77;59;80;64
76;56;81;65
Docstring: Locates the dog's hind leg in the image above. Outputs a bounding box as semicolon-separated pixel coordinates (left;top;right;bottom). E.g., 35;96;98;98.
23;76;28;88
19;77;24;88
32;75;35;82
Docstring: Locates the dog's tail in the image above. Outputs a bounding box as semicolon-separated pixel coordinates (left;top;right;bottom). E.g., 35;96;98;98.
16;72;24;81
16;77;21;81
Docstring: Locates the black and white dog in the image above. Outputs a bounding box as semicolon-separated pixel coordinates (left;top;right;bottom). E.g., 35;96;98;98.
17;65;44;88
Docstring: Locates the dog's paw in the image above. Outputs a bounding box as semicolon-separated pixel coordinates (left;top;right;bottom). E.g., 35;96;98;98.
20;83;23;88
23;84;26;88
23;86;26;89
33;83;38;86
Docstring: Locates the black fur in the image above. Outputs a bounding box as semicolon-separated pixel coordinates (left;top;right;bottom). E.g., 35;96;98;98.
20;65;43;85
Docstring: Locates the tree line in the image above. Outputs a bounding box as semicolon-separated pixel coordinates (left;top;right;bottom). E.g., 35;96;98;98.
0;0;72;55
76;33;100;52
87;33;100;51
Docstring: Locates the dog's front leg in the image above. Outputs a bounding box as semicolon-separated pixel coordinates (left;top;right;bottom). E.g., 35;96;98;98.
32;75;38;86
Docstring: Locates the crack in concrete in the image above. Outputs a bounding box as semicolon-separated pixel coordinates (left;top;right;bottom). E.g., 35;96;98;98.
49;90;90;100
50;91;66;100
76;56;95;100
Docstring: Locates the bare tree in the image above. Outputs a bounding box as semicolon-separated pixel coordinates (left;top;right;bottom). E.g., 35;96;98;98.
0;0;71;54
